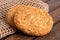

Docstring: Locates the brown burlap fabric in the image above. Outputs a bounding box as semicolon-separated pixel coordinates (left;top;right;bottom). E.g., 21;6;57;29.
0;0;49;39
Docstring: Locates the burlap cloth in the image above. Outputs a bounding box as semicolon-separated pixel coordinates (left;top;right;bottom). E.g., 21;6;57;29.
0;0;49;39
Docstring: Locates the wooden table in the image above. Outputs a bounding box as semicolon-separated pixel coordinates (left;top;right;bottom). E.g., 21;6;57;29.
1;0;60;40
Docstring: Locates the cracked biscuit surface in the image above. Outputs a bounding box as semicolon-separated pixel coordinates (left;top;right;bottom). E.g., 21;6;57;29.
14;5;53;36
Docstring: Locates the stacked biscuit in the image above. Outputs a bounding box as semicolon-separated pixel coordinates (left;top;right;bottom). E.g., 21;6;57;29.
0;0;50;38
6;5;53;36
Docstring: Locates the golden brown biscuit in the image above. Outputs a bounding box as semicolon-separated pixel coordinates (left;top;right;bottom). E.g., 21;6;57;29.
6;7;15;26
6;3;49;26
14;5;53;36
6;5;21;26
6;5;30;26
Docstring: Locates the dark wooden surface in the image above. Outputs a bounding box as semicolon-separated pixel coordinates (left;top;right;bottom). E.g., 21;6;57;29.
1;0;60;40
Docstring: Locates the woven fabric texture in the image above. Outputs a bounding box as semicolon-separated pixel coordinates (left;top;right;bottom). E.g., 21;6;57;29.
0;0;49;39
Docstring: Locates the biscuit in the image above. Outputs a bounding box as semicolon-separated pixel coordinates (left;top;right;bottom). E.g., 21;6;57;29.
6;0;49;26
6;5;20;26
14;5;53;36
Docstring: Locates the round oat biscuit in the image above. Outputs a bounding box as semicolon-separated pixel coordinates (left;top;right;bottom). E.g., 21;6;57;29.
6;5;21;26
6;3;49;26
14;5;53;36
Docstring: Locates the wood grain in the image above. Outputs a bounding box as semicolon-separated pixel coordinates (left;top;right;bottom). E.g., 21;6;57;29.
42;0;50;2
4;31;34;40
51;7;60;23
47;0;60;12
